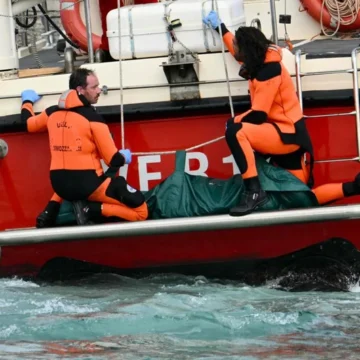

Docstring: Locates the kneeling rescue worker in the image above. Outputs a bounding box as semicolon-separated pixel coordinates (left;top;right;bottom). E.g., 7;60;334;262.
21;68;148;225
203;11;360;215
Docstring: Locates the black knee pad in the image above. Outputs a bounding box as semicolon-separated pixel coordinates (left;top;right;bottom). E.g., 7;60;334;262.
105;176;145;208
271;149;304;170
225;122;242;144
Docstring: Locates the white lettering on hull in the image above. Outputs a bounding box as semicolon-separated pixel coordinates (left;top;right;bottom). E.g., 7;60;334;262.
185;152;209;177
138;155;162;191
222;154;240;174
101;152;237;191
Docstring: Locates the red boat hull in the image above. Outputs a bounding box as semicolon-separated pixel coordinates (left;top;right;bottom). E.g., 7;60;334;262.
1;219;359;290
1;103;360;283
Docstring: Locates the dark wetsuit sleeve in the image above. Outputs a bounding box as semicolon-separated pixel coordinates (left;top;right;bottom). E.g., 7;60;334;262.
22;102;59;133
89;119;125;168
22;102;47;133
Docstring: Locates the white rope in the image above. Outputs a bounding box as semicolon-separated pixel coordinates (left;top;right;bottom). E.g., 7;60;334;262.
117;0;125;150
213;0;234;118
320;0;360;37
132;135;225;156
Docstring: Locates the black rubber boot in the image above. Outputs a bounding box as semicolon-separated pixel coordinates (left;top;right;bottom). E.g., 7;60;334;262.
72;200;92;226
72;201;102;225
36;201;61;228
230;176;269;216
343;172;360;197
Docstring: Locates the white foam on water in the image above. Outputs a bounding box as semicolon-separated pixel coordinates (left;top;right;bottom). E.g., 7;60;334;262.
0;342;43;354
348;281;360;293
22;298;99;315
0;325;19;338
0;278;39;289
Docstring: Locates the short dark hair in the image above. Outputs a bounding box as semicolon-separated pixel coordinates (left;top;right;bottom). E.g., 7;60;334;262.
69;68;95;89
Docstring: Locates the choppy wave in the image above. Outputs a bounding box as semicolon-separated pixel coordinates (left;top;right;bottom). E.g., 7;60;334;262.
0;274;359;359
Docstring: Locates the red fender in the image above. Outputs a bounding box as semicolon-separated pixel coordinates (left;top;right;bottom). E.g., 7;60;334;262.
60;0;102;52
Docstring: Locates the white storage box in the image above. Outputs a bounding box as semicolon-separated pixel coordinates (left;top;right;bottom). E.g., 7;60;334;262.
107;0;246;59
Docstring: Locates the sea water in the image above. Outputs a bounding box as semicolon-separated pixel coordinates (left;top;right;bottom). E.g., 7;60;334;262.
0;274;360;359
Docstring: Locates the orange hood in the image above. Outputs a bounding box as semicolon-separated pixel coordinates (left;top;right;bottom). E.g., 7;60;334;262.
58;89;86;109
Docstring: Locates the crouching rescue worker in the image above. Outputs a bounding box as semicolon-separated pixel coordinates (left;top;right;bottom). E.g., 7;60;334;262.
203;11;360;215
21;68;148;225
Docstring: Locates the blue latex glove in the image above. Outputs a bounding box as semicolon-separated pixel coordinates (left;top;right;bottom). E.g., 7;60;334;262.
21;89;41;104
119;149;132;164
202;10;221;29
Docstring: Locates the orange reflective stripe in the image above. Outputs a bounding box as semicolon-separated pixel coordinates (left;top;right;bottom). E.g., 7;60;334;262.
90;121;118;166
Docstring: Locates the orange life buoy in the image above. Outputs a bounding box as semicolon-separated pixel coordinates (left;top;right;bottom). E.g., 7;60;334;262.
301;0;360;32
60;0;102;52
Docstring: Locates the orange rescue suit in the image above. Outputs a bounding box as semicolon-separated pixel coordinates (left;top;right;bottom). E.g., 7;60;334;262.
22;90;125;200
21;90;148;221
222;30;313;185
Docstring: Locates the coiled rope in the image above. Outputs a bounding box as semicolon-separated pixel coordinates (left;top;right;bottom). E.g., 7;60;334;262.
321;0;360;36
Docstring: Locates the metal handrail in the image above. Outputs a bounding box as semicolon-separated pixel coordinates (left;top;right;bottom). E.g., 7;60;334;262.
305;111;356;119
2;204;360;246
250;18;262;31
0;78;249;101
295;47;360;162
83;0;94;63
295;50;304;111
299;69;354;77
351;47;360;160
